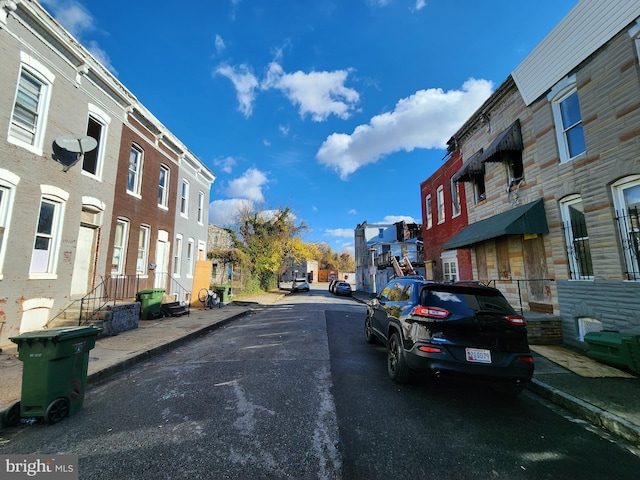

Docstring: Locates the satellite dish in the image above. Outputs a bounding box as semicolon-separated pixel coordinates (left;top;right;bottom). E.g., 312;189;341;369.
52;134;98;172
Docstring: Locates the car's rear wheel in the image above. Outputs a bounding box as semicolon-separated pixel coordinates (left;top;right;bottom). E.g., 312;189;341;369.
364;315;378;344
388;332;412;383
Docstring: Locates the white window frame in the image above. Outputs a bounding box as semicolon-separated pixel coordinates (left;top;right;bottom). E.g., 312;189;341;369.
8;53;55;155
612;175;640;281
0;169;20;280
158;165;170;209
197;191;205;224
136;225;150;276
436;185;445;224
111;218;129;275
451;180;461;218
187;238;195;277
629;20;640;62
29;186;68;279
426;194;432;229
560;195;593;280
173;234;183;276
82;104;110;179
441;251;458;282
548;75;586;163
180;180;189;217
127;145;143;196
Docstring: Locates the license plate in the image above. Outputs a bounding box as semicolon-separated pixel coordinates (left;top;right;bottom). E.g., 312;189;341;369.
466;348;491;364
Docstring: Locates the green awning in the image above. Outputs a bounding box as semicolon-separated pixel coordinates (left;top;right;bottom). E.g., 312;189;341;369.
443;199;548;250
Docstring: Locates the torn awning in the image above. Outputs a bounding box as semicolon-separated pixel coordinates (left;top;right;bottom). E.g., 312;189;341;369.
442;199;548;250
481;119;523;163
451;149;484;183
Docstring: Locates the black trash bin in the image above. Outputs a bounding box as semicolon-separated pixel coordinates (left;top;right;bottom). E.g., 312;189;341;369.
5;326;100;425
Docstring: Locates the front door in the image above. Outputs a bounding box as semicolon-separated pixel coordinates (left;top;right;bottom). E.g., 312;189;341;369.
70;225;96;296
154;230;170;289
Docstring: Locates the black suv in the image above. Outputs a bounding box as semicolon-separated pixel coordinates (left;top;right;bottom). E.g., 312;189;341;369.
364;278;534;395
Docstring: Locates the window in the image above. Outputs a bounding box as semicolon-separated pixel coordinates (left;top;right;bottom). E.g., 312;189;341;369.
187;238;194;277
560;195;593;279
437;186;445;224
441;251;458;282
158;165;169;208
378;228;384;238
549;76;586;163
197;191;205;224
82;104;110;177
173;234;183;276
451;180;461;217
613;176;640;280
9;54;55;153
127;145;143;195
111;218;129;275
180;180;189;216
137;225;150;275
473;176;486;204
426;194;432;229
30;198;63;275
0;172;19;278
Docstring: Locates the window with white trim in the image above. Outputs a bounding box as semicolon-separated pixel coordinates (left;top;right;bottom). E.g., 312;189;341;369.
197;191;205;224
426;194;432;229
441;251;459;282
127;145;143;195
560;195;593;280
82;104;110;178
8;54;55;153
158;165;169;208
173;234;183;276
437;185;445;224
613;176;640;280
137;225;150;275
187;238;194;277
451;180;461;218
180;180;189;217
30;198;63;274
111;218;129;275
549;76;586;163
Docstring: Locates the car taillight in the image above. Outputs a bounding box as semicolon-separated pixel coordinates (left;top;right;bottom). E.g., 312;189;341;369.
418;345;443;353
505;315;526;326
517;355;534;364
412;305;450;319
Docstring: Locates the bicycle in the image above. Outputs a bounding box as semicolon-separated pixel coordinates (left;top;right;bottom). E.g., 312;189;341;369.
197;288;220;309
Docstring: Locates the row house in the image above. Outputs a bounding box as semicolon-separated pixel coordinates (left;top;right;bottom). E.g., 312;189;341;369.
437;0;640;347
354;221;423;294
0;1;214;349
420;147;472;282
207;224;234;286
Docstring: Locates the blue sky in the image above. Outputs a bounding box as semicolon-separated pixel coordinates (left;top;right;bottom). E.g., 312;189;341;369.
41;0;577;255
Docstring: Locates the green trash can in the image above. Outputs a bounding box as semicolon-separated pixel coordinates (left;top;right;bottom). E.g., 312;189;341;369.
216;286;231;304
8;326;100;425
137;288;165;319
584;331;640;373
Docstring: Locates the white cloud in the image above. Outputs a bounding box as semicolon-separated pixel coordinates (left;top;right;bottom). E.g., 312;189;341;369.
215;34;226;55
262;62;359;121
87;41;117;75
326;228;354;238
224;168;269;202
381;215;418;224
213;156;237;174
215;63;259;117
209;199;253;226
41;0;94;37
414;0;427;11
348;209;357;215
316;78;493;179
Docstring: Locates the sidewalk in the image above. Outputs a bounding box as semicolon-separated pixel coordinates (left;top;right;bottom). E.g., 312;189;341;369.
2;289;639;447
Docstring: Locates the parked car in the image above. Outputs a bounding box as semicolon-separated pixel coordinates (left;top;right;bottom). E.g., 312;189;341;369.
364;278;534;395
292;278;310;292
328;279;341;293
334;281;352;296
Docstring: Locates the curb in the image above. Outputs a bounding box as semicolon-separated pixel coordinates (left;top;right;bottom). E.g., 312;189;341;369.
528;378;640;446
